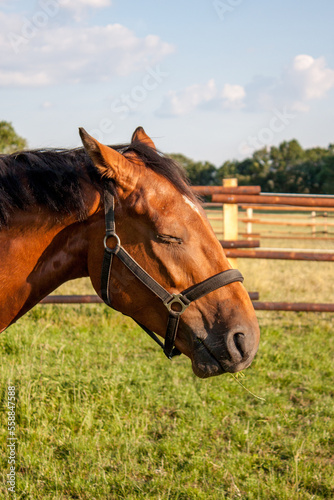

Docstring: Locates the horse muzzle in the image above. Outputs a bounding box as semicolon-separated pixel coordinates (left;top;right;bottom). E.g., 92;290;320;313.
189;319;260;378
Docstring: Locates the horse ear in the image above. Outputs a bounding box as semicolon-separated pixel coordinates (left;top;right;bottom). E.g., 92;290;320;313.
79;128;137;190
131;126;156;150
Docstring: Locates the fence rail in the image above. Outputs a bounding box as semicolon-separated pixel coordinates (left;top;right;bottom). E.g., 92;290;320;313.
219;239;260;248
239;218;334;227
40;292;260;304
40;295;104;304
39;295;333;313
224;249;334;261
212;193;334;208
252;302;334;312
240;204;334;212
239;232;334;241
192;185;261;196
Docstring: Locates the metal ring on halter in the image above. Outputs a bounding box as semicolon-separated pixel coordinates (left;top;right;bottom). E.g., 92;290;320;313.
103;233;121;254
163;293;190;314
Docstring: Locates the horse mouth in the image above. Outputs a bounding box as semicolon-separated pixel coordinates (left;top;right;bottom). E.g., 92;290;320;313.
191;335;255;378
191;338;227;379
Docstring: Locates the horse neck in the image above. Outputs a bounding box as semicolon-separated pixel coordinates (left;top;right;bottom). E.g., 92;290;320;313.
0;211;93;332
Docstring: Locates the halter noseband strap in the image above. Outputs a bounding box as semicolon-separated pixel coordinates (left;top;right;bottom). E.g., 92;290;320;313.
100;187;244;359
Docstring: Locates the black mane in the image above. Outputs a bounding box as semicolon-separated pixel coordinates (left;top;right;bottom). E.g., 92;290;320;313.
0;141;195;228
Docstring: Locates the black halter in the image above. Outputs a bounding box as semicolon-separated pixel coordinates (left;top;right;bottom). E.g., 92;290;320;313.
100;187;244;359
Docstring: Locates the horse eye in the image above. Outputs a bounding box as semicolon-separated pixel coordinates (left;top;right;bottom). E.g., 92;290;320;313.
156;234;183;245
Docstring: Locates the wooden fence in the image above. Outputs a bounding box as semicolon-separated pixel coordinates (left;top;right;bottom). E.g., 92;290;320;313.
200;184;334;242
194;180;334;313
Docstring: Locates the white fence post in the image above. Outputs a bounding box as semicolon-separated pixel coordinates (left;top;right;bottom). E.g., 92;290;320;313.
311;211;316;237
223;178;238;268
246;207;253;239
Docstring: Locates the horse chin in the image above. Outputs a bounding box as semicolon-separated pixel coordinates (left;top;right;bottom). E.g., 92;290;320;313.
191;341;226;379
191;359;223;379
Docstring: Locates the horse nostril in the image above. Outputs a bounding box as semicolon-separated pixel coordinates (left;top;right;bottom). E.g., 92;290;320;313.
233;332;245;359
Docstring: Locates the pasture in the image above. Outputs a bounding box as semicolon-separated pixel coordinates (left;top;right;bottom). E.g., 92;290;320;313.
1;218;333;499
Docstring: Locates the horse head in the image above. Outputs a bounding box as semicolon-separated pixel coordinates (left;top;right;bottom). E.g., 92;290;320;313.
81;127;260;378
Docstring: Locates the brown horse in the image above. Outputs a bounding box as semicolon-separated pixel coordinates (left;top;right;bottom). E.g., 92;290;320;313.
0;127;259;377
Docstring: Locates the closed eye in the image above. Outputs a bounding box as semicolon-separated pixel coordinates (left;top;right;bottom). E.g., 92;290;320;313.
156;234;183;245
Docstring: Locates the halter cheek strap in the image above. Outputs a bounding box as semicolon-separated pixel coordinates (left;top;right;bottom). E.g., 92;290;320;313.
100;187;244;359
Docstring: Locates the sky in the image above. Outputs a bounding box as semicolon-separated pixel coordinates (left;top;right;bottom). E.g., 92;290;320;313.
1;0;334;166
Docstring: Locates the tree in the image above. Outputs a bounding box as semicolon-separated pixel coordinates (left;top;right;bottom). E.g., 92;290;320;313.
216;148;271;188
321;156;334;193
216;160;238;184
0;121;27;154
172;139;334;193
169;153;217;185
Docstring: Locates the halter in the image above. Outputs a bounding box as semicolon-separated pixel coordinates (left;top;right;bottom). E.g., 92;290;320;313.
100;187;244;359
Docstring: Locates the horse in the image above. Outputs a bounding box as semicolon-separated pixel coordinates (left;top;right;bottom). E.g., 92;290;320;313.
0;127;260;378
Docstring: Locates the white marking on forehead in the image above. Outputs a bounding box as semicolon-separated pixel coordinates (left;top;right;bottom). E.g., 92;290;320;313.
182;195;202;216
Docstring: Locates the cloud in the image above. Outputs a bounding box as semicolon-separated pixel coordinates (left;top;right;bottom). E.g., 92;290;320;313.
159;79;218;116
221;83;246;109
288;54;334;109
158;54;334;118
59;0;112;22
158;79;246;116
61;0;111;7
244;54;334;113
41;101;53;109
0;12;174;87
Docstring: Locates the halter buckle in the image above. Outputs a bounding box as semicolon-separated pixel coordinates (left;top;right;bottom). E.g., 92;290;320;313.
163;294;190;315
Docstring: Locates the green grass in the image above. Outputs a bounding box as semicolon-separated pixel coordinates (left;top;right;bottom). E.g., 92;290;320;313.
1;303;333;499
1;213;333;499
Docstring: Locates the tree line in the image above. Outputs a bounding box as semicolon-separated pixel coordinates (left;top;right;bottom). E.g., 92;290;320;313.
171;139;334;194
1;121;333;194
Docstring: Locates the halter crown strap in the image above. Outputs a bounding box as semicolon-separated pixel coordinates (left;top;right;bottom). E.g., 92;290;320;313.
100;187;244;360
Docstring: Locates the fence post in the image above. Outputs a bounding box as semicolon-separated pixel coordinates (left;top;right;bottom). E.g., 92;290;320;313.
324;212;328;235
223;178;238;268
311;211;316;237
246;207;253;239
